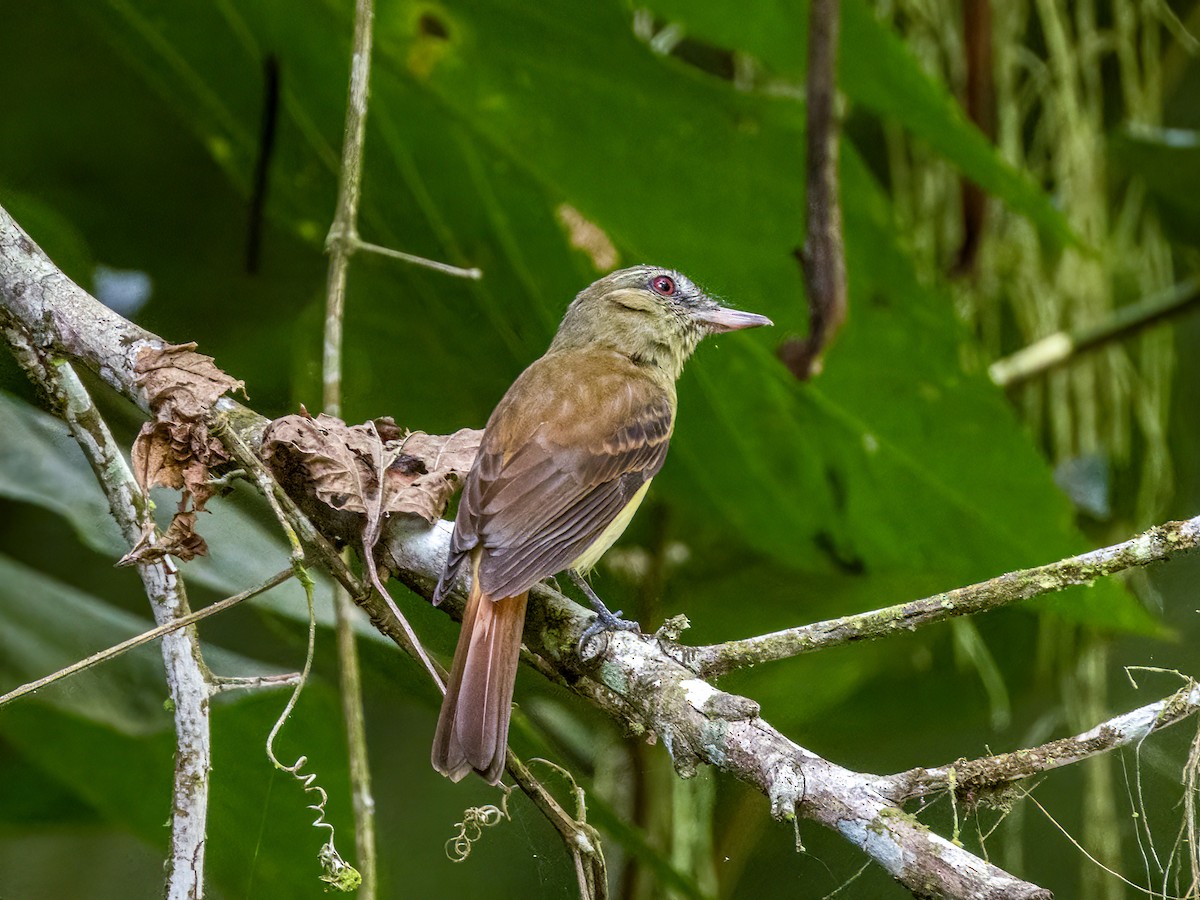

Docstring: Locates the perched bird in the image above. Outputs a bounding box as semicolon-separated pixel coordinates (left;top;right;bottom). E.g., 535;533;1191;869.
431;266;771;783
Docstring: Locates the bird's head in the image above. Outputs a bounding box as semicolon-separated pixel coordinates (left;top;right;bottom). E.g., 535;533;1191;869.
550;266;772;378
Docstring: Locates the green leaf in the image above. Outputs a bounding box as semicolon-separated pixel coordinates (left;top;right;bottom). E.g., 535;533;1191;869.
1111;126;1200;247
638;0;1075;246
69;0;1154;643
0;390;394;641
0;553;284;734
0;389;126;557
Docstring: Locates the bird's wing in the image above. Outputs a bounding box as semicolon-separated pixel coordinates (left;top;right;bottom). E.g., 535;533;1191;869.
436;350;674;601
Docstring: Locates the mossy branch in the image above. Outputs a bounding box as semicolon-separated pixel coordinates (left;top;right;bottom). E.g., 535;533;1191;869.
691;516;1199;678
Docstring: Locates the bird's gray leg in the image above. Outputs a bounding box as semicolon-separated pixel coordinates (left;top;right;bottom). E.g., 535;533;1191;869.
569;570;641;655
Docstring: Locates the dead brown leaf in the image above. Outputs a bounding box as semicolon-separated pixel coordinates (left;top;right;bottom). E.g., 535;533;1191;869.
117;511;209;566
134;341;244;418
130;342;242;513
261;413;481;527
385;428;480;522
556;203;619;272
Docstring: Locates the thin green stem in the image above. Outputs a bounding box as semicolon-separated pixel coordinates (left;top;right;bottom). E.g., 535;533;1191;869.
322;2;380;893
0;568;293;710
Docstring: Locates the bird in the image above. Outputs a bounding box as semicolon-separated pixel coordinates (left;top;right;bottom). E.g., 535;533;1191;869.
431;265;772;783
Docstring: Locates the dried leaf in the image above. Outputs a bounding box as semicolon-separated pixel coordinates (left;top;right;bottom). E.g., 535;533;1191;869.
131;342;241;513
261;413;481;527
158;511;209;561
556;203;619;271
134;341;244;419
384;429;481;522
117;511;208;565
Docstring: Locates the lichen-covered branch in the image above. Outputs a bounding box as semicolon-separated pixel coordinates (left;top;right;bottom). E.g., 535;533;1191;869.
2;329;212;900
692;516;1200;677
880;679;1200;803
390;530;1050;900
0;207;158;410
14;199;1200;898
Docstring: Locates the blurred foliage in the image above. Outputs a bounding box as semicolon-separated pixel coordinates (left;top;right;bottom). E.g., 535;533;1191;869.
1;1;1199;899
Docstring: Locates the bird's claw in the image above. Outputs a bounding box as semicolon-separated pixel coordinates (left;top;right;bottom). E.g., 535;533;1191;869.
577;605;641;658
568;569;641;658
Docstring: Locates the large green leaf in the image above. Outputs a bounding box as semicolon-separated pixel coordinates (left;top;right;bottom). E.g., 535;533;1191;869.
638;0;1075;245
73;0;1152;638
0;390;126;558
0;554;285;734
0;390;386;639
1111;126;1200;247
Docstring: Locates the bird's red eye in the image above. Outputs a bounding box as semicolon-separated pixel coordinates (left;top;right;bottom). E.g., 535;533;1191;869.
651;275;676;296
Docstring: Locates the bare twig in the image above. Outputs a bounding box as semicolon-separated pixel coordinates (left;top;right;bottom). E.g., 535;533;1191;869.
0;568;294;709
22;198;1200;899
323;1;381;891
503;754;607;900
778;0;848;380
322;0;375;419
953;0;995;276
2;334;212;900
209;672;301;694
332;574;377;889
352;238;481;279
880;679;1200;802
691;514;1200;677
990;275;1200;386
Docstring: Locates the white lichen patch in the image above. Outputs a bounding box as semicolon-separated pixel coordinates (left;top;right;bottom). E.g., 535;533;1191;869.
682;678;719;711
767;760;803;819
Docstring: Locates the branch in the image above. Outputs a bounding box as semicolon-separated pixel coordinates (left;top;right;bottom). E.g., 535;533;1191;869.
13;199;1186;899
778;0;848;380
322;0;375;418
691;515;1200;677
351;239;481;279
880;679;1200;802
323;1;381;893
2;331;213;900
0;208;158;412
989;275;1200;387
0;569;294;710
391;546;1052;898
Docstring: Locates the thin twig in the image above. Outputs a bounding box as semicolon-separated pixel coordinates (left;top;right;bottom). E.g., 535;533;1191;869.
881;679;1200;801
353;238;482;279
322;0;374;420
1021;787;1189;898
503;754;607;900
332;576;377;889
2;337;212;900
323;0;381;892
778;0;847;380
990;275;1200;387
264;562;360;891
209;672;302;694
691;514;1200;677
0;568;293;709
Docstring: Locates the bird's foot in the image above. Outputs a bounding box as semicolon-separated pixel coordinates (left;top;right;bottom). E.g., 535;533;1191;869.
569;570;641;658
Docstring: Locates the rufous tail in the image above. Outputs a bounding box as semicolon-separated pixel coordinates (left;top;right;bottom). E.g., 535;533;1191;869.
431;578;528;784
